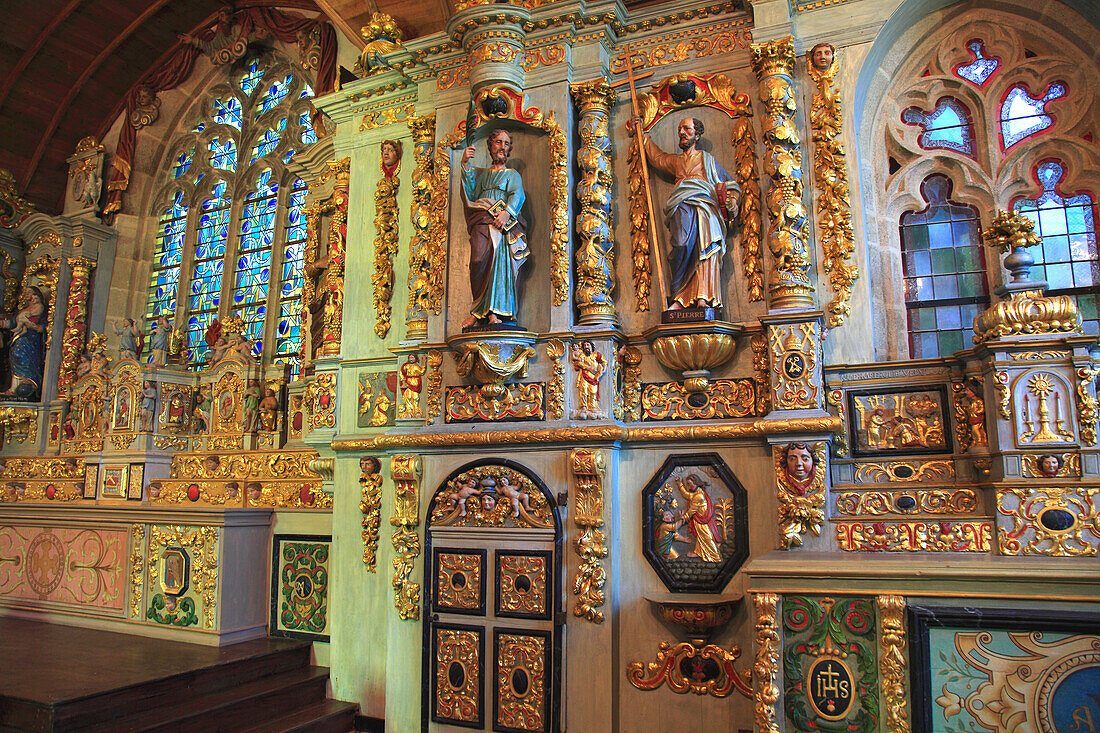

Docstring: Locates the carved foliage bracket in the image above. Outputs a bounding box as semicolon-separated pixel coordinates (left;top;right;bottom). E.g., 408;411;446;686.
391;454;422;620
570;449;608;623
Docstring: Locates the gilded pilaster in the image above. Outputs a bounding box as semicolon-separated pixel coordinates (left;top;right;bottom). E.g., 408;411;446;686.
57;256;95;399
807;46;857;327
360;457;383;570
372;143;401;338
753;592;781;733
570;80;618;326
570;448;607;623
752;37;814;310
877;595;910;733
390;454;422;620
405;114;436;340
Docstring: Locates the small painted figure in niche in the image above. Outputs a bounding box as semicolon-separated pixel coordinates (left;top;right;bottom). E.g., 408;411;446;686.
782;442;818;497
140;381;157;432
114;318;143;361
496;474;531;518
242;379;262;432
676;473;723;562
569;341;606;418
627;116;741;311
460;128;530;329
259;387;279;431
655;509;684;559
71;161;101;210
165;391;188;431
381;139;402;177
399;353;424;418
370;388;392;427
1037;453;1062;477
448;475;483;518
148;316;171;367
192;387;210;433
1;286;46;398
115;388;133;430
809;42;835;71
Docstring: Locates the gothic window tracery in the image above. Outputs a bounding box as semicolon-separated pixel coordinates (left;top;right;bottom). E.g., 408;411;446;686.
902;98;975;155
872;12;1100;358
144;55;315;373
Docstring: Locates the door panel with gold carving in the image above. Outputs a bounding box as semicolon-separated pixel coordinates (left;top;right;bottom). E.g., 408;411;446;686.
424;460;561;733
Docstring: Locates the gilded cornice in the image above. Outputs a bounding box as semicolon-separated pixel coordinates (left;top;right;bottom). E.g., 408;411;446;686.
331;417;842;451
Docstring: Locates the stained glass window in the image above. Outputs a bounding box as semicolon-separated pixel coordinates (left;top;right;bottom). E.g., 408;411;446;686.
173;148;194;179
275;177;308;375
954;40;1000;87
258;74;293;115
187;181;231;365
902;98;974;155
146;191;188;325
900;174;990;358
1015;161;1100;336
1000;82;1066;149
147;55;316;371
213;97;243;129
209;138;237;171
240;61;265;96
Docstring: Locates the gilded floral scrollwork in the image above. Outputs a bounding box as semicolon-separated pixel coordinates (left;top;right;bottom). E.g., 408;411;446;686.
733;116;764;302
835;489;977;516
425;350;443;420
972;290;1082;344
808;46;858;327
359;456;383;570
372;142;401;338
390;455;421;620
406;114;436;337
627;641;752;698
546;339;565;420
305;373;337;430
570;80;618;325
430;464;553;529
837;520;992;552
445;383;544;422
877;595;910;733
753;593;781;733
994;370;1011;419
1074;365;1098;446
769;321;821;410
997;486;1099;556
129;524;144;619
641;379;756;421
618;346;642;422
570;449;607;623
147;525;219;629
752;37;813;309
57;257;96;399
951;378;987;452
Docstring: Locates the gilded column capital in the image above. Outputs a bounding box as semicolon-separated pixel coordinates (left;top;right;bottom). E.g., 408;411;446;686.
66;256;96;272
569;80;618;112
750;36;797;78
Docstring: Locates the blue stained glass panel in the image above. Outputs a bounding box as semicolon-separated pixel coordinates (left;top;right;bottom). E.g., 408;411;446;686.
209;138;238;170
250;129;281;163
298;111;318;145
258;74;293;115
240;61;265;96
213;97;243;129
955;40;1000;87
902;98;973;155
1001;83;1066;149
173;149;194;179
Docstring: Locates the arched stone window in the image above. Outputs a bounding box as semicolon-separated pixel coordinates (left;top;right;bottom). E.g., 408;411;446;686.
900;174;990;357
862;5;1100;359
145;55;315;372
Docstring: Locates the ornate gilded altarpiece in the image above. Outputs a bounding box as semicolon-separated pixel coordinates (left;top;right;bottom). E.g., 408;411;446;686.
641;453;748;593
847;387;951;457
270;534;331;641
909;606;1100;733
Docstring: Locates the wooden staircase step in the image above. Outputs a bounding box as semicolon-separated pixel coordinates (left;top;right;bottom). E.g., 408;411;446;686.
54;643;312;731
238;699;359;733
79;666;330;733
